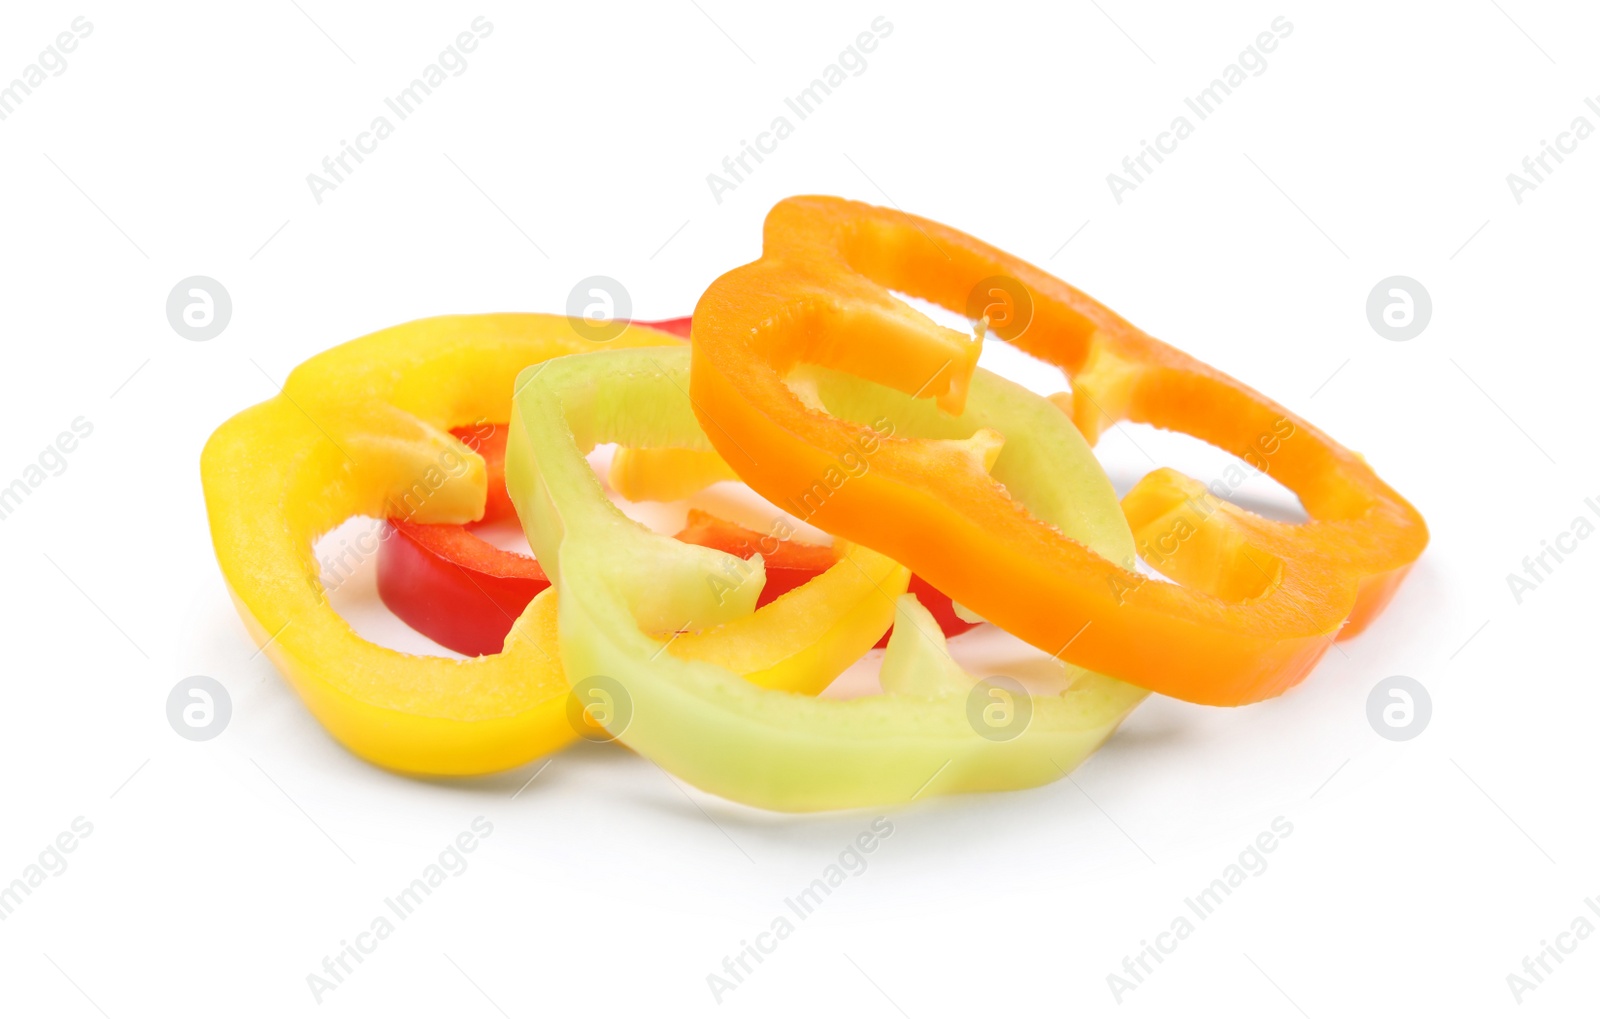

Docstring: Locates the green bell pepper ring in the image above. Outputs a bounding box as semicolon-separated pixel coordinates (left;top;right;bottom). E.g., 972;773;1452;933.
505;346;1148;811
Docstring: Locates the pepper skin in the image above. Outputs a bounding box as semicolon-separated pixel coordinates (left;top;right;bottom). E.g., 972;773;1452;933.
687;196;1429;705
505;346;1145;811
201;314;905;775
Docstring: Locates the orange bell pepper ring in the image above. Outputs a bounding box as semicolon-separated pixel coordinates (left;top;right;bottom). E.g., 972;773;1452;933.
688;196;1428;706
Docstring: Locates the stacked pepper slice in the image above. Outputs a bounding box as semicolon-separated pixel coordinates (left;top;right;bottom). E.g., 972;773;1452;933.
504;346;1146;810
687;196;1429;705
201;314;905;775
201;196;1427;810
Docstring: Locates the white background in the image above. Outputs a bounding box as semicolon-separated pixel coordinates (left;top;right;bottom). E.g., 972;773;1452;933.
1;1;1596;1015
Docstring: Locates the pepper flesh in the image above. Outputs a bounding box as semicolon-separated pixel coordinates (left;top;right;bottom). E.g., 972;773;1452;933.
201;313;906;775
505;346;1146;811
688;196;1429;706
378;518;547;659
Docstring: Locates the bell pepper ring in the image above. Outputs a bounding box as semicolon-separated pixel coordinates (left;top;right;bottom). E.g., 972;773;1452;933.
505;345;1146;811
200;313;905;775
687;196;1429;706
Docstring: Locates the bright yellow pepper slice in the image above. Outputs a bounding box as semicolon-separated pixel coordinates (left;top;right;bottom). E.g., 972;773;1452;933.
200;313;904;775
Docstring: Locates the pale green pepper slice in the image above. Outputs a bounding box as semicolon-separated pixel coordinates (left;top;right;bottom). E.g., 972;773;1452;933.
505;345;1147;811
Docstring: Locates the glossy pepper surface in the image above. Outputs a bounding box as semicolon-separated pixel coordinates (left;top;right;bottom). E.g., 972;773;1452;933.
687;196;1429;705
201;314;904;775
505;345;1146;811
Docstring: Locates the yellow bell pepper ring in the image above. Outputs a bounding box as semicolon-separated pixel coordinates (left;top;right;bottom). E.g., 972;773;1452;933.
199;313;902;775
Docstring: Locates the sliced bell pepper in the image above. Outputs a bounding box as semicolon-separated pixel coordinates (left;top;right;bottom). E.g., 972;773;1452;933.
200;313;906;775
372;423;540;657
505;345;1146;811
378;514;548;658
687;196;1429;706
